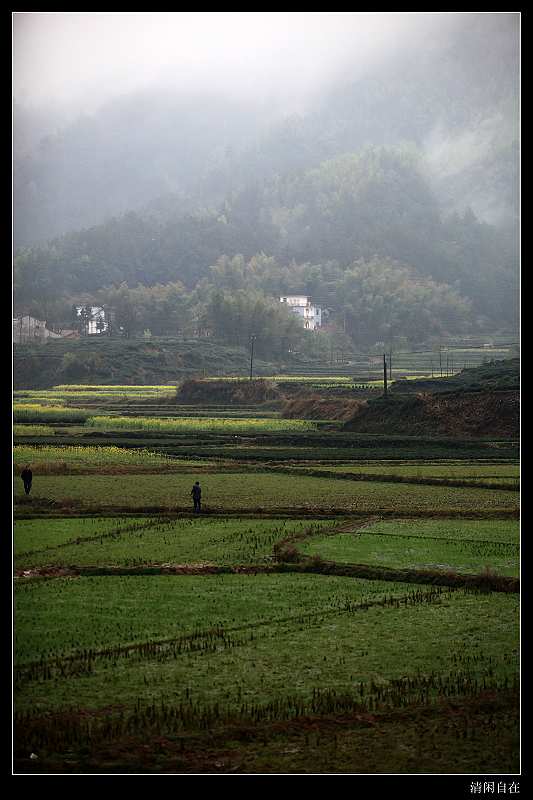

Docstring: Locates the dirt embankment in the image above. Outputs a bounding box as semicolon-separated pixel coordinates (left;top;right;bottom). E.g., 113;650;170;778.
281;396;366;421
175;378;282;405
343;390;519;438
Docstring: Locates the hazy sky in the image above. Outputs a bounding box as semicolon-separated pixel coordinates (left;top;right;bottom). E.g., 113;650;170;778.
13;11;499;114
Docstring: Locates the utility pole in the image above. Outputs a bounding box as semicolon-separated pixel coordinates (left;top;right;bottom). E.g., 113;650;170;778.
383;353;388;398
389;350;392;383
249;334;256;380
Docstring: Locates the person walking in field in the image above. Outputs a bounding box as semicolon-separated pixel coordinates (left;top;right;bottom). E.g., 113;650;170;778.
21;464;33;496
191;480;202;513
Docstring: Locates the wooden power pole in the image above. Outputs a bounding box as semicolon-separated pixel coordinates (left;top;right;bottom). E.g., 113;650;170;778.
249;335;256;380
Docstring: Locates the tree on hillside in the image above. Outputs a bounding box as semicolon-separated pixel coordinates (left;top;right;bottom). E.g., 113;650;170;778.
336;256;472;347
96;280;192;337
13;145;518;335
205;288;304;359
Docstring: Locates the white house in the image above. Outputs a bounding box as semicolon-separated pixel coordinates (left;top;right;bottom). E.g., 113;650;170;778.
279;295;322;330
75;306;108;335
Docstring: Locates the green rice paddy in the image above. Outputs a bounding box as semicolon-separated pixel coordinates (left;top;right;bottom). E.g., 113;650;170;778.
299;519;519;576
12;382;520;774
300;461;519;479
14;574;518;730
14;517;331;569
13;472;519;513
14;517;154;556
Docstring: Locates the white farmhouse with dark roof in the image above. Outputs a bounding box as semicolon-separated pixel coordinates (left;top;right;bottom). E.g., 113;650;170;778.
279;295;322;330
74;306;108;335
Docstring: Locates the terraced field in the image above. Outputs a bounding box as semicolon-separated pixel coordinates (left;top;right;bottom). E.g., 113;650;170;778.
13;445;216;474
298;518;519;576
13;384;520;775
13;471;520;515
14;517;330;569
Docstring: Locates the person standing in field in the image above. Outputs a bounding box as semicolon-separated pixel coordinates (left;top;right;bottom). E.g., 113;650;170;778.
21;464;33;495
191;480;202;513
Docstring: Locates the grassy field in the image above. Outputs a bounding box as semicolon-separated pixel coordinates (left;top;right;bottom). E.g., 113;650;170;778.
13;586;521;776
14;517;151;556
298;519;519;576
14;573;518;715
12;383;520;775
13;425;56;437
14;437;517;465
13;445;217;474
298;461;519;479
13;472;520;514
13;404;94;423
285;460;520;490
14;517;331;570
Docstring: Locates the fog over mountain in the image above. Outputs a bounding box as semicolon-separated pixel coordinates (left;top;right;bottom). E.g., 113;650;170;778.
14;12;519;242
14;12;431;118
13;12;520;344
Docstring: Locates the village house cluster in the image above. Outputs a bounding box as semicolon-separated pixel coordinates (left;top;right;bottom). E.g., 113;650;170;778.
14;297;325;345
13;306;108;343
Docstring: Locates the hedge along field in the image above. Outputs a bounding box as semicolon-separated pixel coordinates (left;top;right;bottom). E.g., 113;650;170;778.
14;518;332;570
14;574;518;721
13;472;520;514
298;519;520;577
13;445;217;474
84;415;318;434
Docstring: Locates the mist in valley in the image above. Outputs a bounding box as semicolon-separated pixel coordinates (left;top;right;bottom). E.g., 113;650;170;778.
13;12;520;356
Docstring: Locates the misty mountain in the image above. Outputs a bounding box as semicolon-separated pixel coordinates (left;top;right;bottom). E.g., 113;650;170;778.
225;15;518;227
14;145;518;334
14;14;518;248
13;89;271;247
13;14;519;351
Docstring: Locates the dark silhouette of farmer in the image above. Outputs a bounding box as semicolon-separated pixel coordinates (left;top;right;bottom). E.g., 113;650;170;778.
191;481;202;513
21;464;33;496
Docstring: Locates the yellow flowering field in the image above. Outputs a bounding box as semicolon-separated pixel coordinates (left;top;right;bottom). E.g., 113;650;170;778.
84;415;317;433
13;445;214;473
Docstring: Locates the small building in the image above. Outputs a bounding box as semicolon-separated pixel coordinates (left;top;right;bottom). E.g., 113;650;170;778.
56;328;80;340
279;295;322;330
74;306;108;335
13;315;62;343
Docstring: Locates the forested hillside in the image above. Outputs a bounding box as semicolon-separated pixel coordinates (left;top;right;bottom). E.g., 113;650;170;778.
13;14;518;357
14;145;517;349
